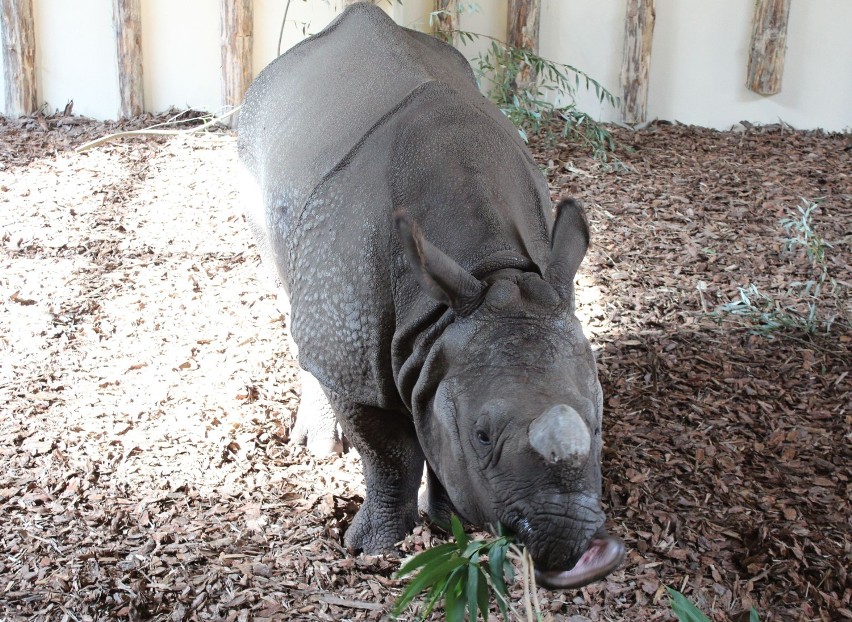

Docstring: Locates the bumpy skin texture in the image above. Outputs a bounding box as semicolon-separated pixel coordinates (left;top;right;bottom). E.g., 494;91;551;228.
239;3;621;583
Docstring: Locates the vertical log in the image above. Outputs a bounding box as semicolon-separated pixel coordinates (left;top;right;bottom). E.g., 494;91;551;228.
507;0;541;52
220;0;253;112
507;0;541;90
113;0;144;118
620;0;655;125
747;0;791;95
1;0;37;117
432;0;458;46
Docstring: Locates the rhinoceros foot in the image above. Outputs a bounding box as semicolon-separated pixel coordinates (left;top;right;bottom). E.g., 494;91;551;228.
417;467;457;526
534;533;625;589
291;370;343;456
344;499;419;555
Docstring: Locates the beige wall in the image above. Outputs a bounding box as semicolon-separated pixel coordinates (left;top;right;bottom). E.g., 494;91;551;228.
1;0;850;130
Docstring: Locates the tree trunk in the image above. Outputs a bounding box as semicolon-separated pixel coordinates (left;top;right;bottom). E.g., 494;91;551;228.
507;0;541;92
747;0;791;95
220;0;253;116
432;0;459;46
1;0;37;117
113;0;144;118
620;0;655;125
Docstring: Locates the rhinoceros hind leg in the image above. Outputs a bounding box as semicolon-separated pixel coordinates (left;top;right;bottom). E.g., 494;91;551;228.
419;465;456;526
291;370;343;456
326;394;424;554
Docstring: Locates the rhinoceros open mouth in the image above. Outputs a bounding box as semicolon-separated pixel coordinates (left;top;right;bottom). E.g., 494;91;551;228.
534;534;625;589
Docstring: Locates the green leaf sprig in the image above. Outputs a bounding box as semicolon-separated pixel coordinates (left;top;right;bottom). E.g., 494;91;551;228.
392;515;514;621
668;587;761;622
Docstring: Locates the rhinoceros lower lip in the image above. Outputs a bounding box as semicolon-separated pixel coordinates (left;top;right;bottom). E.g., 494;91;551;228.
534;535;625;589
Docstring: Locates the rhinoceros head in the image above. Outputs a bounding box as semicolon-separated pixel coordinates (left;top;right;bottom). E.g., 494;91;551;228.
394;199;624;588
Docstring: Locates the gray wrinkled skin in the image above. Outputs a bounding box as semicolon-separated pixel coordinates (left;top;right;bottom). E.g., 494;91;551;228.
238;3;623;588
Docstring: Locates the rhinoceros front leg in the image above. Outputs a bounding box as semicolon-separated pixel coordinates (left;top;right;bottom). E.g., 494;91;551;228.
325;391;424;554
291;369;344;456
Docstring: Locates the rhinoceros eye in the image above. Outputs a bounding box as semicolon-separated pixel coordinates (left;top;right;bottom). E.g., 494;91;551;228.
476;430;491;446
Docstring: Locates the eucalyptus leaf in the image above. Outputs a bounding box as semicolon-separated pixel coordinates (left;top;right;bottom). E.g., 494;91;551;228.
476;568;490;620
667;588;712;622
450;514;469;550
393;556;466;616
444;568;467;622
466;561;480;620
396;542;457;578
488;540;508;596
392;518;523;621
450;28;618;158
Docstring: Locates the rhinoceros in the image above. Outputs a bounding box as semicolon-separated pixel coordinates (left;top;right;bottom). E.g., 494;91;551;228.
237;2;624;588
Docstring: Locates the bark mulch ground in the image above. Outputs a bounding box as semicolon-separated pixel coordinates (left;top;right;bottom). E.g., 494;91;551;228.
1;111;849;621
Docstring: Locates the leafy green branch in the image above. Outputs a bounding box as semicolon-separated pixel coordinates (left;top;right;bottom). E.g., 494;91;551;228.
392;515;541;621
668;588;760;622
439;28;620;161
781;197;833;284
718;198;847;336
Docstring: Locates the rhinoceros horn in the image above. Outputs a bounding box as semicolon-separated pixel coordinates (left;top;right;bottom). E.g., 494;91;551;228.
394;210;486;315
529;404;592;468
545;198;590;302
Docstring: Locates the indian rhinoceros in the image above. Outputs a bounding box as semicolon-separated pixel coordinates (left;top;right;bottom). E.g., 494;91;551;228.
237;2;624;588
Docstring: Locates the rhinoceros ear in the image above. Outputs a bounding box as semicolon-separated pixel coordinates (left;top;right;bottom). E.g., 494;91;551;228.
545;198;590;300
393;210;486;316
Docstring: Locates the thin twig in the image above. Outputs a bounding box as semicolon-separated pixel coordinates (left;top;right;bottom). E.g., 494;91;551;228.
510;544;536;622
75;107;240;153
522;552;534;622
277;0;293;57
59;605;81;622
26;531;63;555
313;593;383;611
526;548;542;619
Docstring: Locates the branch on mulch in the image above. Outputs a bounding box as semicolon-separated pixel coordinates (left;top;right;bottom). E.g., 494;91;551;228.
75;107;240;153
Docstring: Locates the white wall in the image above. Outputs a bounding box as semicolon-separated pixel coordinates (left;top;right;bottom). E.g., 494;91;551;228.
644;0;852;130
1;0;850;130
253;0;341;76
538;1;624;123
139;1;220;114
399;0;852;131
33;0;120;119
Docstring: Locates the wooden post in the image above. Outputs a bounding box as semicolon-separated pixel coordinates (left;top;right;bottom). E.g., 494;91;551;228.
507;0;541;91
747;0;791;95
113;0;144;118
432;0;458;45
1;0;37;117
620;0;655;125
507;0;541;52
220;0;253;112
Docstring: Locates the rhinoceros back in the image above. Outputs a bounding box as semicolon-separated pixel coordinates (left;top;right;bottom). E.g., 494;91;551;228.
239;4;477;236
238;3;550;409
